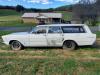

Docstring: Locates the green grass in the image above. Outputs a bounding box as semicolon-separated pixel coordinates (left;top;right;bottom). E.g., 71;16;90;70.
0;15;22;27
0;58;100;75
0;9;21;16
0;21;36;27
0;15;36;27
0;49;100;75
0;59;76;75
0;31;14;37
0;15;21;21
91;54;100;58
95;31;100;38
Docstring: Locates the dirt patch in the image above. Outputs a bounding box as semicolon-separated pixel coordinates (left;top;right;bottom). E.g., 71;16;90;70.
0;56;49;59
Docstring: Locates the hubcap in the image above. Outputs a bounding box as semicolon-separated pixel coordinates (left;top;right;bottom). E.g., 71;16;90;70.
66;42;72;48
12;41;21;49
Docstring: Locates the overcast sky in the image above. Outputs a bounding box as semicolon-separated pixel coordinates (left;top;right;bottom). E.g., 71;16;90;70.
0;0;79;9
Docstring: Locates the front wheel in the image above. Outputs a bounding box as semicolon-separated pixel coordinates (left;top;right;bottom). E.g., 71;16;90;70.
10;41;22;51
63;41;76;50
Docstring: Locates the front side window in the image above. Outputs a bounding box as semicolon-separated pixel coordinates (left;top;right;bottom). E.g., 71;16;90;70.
61;26;85;33
48;26;62;33
32;26;47;34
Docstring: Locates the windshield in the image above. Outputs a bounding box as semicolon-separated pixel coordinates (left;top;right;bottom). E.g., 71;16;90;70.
28;27;37;33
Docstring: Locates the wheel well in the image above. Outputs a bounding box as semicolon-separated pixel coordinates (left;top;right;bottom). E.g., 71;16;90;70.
63;40;78;46
9;40;17;44
9;40;24;47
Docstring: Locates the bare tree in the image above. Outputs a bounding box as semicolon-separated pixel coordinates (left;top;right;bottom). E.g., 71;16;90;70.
95;0;100;14
79;0;91;4
79;0;96;4
73;0;98;26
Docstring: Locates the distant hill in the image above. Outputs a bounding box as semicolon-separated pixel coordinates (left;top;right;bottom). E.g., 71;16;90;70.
0;4;73;13
55;5;73;11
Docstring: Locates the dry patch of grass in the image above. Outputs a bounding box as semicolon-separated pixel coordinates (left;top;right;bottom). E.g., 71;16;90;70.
0;48;100;75
0;49;100;59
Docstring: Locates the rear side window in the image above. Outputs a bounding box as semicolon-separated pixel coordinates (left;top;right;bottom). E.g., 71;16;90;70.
61;26;85;33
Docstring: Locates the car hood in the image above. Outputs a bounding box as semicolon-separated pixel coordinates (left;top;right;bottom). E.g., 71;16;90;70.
2;32;29;38
10;32;29;35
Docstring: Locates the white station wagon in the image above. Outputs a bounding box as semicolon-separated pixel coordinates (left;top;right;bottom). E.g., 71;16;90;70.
2;24;96;50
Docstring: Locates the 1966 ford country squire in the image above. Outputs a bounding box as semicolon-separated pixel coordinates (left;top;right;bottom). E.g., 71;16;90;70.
2;24;96;50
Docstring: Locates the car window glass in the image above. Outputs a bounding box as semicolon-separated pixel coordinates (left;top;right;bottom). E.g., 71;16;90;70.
48;26;62;33
31;27;37;33
61;26;85;33
32;26;47;34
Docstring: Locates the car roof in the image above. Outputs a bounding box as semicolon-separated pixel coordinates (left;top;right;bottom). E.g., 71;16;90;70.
37;24;86;27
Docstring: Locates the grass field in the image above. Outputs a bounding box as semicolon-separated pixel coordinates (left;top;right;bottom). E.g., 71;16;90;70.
0;36;100;75
95;32;100;38
0;56;100;75
0;15;21;21
0;9;36;27
0;9;21;16
0;31;100;75
0;15;36;27
0;42;100;75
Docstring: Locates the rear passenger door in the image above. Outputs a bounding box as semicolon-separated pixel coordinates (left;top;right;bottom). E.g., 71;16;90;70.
46;26;63;46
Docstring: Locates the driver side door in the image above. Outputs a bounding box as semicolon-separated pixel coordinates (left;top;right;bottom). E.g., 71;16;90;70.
29;26;48;47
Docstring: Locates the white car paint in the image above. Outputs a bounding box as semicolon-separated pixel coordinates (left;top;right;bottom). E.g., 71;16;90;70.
2;24;96;47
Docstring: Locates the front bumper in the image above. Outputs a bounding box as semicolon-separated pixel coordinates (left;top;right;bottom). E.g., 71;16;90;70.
2;41;9;45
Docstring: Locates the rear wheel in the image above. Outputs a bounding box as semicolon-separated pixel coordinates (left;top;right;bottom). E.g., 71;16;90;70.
10;41;22;51
63;41;76;50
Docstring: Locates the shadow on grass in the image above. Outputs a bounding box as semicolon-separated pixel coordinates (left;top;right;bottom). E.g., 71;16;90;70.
0;44;100;51
24;45;100;51
78;45;100;51
24;47;62;51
